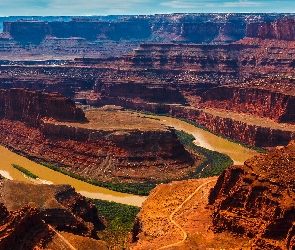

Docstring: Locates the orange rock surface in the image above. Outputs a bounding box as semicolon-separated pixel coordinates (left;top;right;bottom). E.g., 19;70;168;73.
131;177;251;249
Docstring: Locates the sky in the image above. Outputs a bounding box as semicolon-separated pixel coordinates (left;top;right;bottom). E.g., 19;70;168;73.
0;0;294;16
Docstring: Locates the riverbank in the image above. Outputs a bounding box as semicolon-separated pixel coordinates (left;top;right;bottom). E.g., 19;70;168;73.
144;114;259;165
0;112;259;206
0;145;146;207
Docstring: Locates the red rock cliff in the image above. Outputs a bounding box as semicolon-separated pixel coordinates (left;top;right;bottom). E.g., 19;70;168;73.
209;142;295;249
246;18;295;40
0;88;86;127
0;180;105;238
201;84;295;123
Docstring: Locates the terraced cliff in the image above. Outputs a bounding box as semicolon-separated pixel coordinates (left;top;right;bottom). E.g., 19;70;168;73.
209;141;295;249
0;88;86;126
2;17;295;149
0;13;287;59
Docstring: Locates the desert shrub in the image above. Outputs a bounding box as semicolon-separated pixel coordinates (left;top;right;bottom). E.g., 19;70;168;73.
89;198;140;249
11;164;39;179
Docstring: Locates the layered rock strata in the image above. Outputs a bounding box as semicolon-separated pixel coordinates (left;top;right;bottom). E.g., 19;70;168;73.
201;83;295;123
0;180;105;237
209;141;295;249
0;203;52;249
0;89;195;183
170;105;295;147
0;88;86;127
2;18;295;149
247;18;295;41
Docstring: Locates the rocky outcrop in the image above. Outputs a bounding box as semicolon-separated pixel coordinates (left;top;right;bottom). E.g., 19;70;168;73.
0;88;86;127
0;203;52;250
3;14;283;44
94;81;187;104
0;180;108;249
4;19;152;44
131;141;295;249
0;180;105;237
0;13;291;59
0;117;194;183
125;43;242;72
209;141;295;249
0;88;194;183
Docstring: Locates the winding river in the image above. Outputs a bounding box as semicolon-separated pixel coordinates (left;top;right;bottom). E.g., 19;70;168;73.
0;115;258;207
150;115;258;165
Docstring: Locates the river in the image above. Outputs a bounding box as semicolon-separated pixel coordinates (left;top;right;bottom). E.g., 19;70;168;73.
148;115;259;165
0;115;258;207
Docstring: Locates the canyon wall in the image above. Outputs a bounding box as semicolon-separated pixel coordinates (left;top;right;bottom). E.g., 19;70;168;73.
201;84;295;123
0;180;105;237
246;18;295;40
4;19;152;44
0;118;193;183
209;142;295;249
0;13;292;58
2;17;295;149
169;105;295;147
0;88;86;126
0;203;52;249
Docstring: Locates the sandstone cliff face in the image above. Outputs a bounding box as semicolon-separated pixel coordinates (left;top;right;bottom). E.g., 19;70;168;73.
94;81;187;105
126;43;241;72
0;13;290;59
169;105;295;147
5;19;152;44
131;142;295;249
201;84;295;123
0;88;86;127
209;142;295;249
0;118;193;183
247;18;295;41
3;14;280;45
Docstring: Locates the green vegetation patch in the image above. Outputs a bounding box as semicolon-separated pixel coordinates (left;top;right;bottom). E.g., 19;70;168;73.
11;164;39;179
175;130;234;177
89;198;140;249
142;115;160;121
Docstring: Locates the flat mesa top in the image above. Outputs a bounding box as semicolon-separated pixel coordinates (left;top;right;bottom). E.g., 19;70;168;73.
54;107;167;131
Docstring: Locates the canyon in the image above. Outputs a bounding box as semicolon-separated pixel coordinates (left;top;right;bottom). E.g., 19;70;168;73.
1;16;295;148
0;13;291;59
1;14;295;249
0;88;196;184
